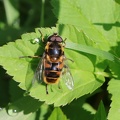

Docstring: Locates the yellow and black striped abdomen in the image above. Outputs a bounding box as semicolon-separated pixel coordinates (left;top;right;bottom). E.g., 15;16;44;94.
43;59;64;84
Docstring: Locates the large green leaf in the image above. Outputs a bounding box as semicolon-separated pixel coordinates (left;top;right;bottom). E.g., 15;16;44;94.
29;26;106;106
0;32;41;90
0;26;106;106
51;0;110;51
77;0;120;46
57;25;116;62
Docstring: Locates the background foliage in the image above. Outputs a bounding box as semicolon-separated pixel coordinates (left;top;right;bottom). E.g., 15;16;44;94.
0;0;120;120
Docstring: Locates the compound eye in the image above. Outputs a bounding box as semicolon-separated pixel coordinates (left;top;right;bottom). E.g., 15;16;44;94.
55;36;63;42
48;33;63;42
49;36;56;41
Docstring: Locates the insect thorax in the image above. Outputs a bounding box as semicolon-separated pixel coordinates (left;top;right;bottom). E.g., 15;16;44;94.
45;41;64;61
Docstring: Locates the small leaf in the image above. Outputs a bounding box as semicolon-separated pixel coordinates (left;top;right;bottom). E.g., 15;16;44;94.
93;101;106;120
48;107;67;120
66;42;115;62
3;0;19;27
107;79;120;120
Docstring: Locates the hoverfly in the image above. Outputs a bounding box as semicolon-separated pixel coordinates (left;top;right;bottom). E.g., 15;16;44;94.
20;30;74;94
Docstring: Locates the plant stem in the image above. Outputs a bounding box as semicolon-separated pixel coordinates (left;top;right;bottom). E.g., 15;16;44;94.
40;0;45;27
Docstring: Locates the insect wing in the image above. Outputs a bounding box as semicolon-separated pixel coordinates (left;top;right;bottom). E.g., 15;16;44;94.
62;64;74;90
32;54;44;84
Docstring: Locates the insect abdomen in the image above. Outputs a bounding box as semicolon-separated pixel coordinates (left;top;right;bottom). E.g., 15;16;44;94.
43;60;63;84
44;71;61;84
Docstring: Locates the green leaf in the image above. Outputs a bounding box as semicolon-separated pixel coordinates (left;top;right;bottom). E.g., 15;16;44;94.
77;0;120;46
3;0;19;27
0;96;50;120
9;80;24;102
107;79;120;120
0;38;39;89
51;0;110;51
66;42;115;62
7;96;42;114
109;61;120;78
0;26;105;106
0;108;36;120
93;101;107;120
48;107;67;120
83;103;96;115
0;67;10;107
62;96;94;120
57;24;119;62
30;26;106;106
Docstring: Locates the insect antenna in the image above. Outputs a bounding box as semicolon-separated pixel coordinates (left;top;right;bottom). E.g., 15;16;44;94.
38;29;44;42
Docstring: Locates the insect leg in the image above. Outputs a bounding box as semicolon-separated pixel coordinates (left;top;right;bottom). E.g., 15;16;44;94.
58;82;61;89
62;38;67;47
46;84;49;94
65;58;74;63
63;55;74;63
19;55;41;59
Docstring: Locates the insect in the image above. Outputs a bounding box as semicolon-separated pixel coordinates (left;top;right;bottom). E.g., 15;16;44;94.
20;31;74;94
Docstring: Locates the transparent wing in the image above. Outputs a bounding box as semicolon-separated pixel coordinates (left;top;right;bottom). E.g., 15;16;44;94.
62;63;74;90
32;53;45;84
